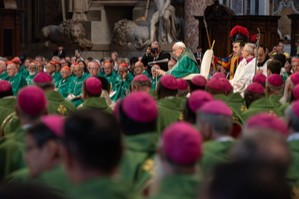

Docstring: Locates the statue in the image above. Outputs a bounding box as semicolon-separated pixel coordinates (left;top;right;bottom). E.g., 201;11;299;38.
41;20;93;50
150;0;178;43
112;19;151;50
68;0;91;21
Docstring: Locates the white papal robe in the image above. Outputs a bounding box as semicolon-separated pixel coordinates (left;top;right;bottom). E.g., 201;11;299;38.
230;57;256;96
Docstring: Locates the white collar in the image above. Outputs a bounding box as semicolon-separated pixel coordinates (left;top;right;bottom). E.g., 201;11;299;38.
287;133;299;142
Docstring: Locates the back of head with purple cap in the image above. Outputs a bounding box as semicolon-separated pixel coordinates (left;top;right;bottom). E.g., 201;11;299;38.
267;74;284;92
177;78;189;97
252;73;266;87
244;113;288;137
206;78;226;95
244;83;265;108
184;90;213;124
162;121;202;166
131;74;151;92
83;77;102;97
157;74;178;99
17;86;48;119
197;100;233;140
33;72;54;90
190;75;207;92
120;91;158;135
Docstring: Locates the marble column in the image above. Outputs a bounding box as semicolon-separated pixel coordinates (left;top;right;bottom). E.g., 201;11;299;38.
184;0;213;51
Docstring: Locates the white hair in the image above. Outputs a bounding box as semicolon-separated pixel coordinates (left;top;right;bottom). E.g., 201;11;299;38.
174;41;186;50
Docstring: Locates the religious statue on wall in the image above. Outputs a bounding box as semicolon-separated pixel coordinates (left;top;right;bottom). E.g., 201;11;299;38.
150;0;179;43
68;0;91;21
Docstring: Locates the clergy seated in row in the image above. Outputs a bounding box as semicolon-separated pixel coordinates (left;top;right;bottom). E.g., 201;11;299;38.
197;100;235;176
77;77;112;113
149;122;202;199
117;92;158;193
0;86;48;181
156;75;185;134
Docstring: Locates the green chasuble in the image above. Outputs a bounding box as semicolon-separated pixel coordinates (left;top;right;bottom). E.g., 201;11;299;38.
120;133;157;192
142;70;151;78
69;177;138;199
46;91;76;116
0;127;26;181
70;72;89;107
57;76;74;98
157;97;184;135
150;174;201;199
151;76;161;91
168;49;199;78
242;97;282;122
104;71;118;90
111;72;134;102
0;96;16;126
52;72;62;88
19;65;29;78
287;136;299;189
25;73;37;85
214;93;246;124
78;97;112;113
200;139;234;175
268;94;285;116
0;71;9;80
1;113;20;137
6;167;29;183
8;72;27;95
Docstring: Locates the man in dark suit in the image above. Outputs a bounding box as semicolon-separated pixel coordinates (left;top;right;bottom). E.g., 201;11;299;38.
142;41;171;73
53;45;66;59
194;46;203;65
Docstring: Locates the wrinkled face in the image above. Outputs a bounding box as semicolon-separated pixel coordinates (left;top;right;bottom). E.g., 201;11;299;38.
172;45;183;58
61;69;71;79
24;59;31;67
35;57;43;67
241;46;250;59
233;42;242;56
45;63;55;74
24;135;49;178
134;62;144;75
111;53;118;61
103;63;113;75
60;59;67;67
0;61;6;73
73;65;83;78
292;61;299;73
257;47;267;64
118;66;127;77
6;63;18;77
28;63;37;75
89;62;100;77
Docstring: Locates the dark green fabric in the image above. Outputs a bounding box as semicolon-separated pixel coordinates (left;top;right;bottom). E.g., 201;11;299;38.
287;140;299;188
2;114;20;137
25;74;36;85
168;49;199;78
242;97;282;122
0;136;25;181
150;174;201;199
120;133;157;192
46;91;76;116
104;71;118;90
0;72;9;80
8;72;27;95
69;177;138;199
79;97;112;113
52;72;62;88
157;97;184;134
19;65;29;78
111;73;134;102
57;76;74;98
0;96;16;126
6;167;29;183
200;140;234;175
70;72;89;107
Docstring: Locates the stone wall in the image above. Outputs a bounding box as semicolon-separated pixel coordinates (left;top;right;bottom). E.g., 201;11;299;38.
184;0;213;51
